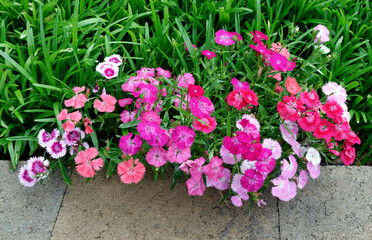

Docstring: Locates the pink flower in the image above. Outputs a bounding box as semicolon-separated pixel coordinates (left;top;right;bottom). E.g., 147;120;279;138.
269;54;296;72
241;142;262;161
18;165;37;187
120;110;138;123
240;89;258;106
104;54;123;66
271;176;297;201
75;148;103;178
277;96;303;121
146;146;167;167
177;73;195;89
321;100;343;120
156;67;172;79
46;140;67;159
138;83;158;104
38;129;60;148
220;145;242;165
141;111;161;125
137;68;155;80
93;94;117;112
251;30;268;41
27;156;49;177
137;121;159;141
201;50;217;60
285;77;301;95
297;111;320;132
307;161;320;179
118;98;133;107
313;119;333;140
62;127;85;146
241;169;265;192
322;82;347;104
314;24;330;43
188;84;205;98
236;114;260;131
222;136;244;155
255;148;276;175
189;157;206;177
64;86;88;109
119;133;143;156
118;158;146;184
231;78;250;91
230;32;242;41
171;125;195;148
186;175;205;196
167;143;191;164
306;147;321;166
189;96;214;118
215;29;235;46
202;156;224;181
58;109;82;132
270;42;290;59
96;62;119;79
147;128;169;147
226;90;248;110
231;174;249;203
174;94;190;110
281;155;298;178
206;168;231;191
268;71;282;81
262;138;282;160
333;120;350;141
296;170;308;189
345;131;361;146
193;117;217;134
238;119;260;140
184;43;197;51
83;118;93;135
341;144;356;165
300;89;320;108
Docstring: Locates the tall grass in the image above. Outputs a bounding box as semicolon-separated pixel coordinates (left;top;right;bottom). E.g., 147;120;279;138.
0;0;371;170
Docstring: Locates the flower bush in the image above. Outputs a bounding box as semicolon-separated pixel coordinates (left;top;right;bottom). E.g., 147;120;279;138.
19;25;360;207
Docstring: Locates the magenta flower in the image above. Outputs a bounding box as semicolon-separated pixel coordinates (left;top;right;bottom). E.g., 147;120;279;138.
119;133;143;156
46;140;67;159
120;110;138;123
147;128;169;147
269;53;292;72
241;169;265;192
188;84;205;98
184;43;198;51
220;145;242;165
156;67;172;79
201;50;217;60
171;125;195;149
230;32;242;41
38;129;60;148
167;143;191;164
231;78;250;91
141;111;161;125
27;156;49;177
104;54;123;66
215;29;235;46
241;143;262;161
96;62;119;79
186;175;205;196
137;121;159;141
271;176;297;201
202;156;224;181
314;24;330;43
222;136;244;155
189;96;214;118
138;83;158;104
145;146;167;167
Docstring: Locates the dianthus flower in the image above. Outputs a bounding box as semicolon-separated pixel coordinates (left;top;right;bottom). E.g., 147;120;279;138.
201;50;217;60
307;161;320;179
231;78;250;91
93;94;117;113
281;155;298;178
215;29;235;46
241;169;265;192
226;90;248;110
202;156;224;181
270;42;290;59
83;118;93;135
18;165;37;187
222;136;244;155
300;89;320;108
269;54;296;72
62;127;85;146
138;83;158;104
277;96;303;121
118;98;133;107
177;73;195;89
262;138;282;160
64;86;88;109
230;32;242;41
206;168;231;191
119;133;143;156
255;149;276;175
74;148;103;178
236;114;260;131
104;54;123;66
189;157;206;177
220;145;242;165
332;120;350;141
58;109;82;132
137;67;155;80
193;117;217;134
147;128;169;147
156;67;172;79
137;121;159;141
238;119;260;140
167;143;191;164
314;24;330;43
27;156;49;177
250;30;269;42
240;89;258;106
231;174;249;207
297;111;320;132
321;100;343;120
184;43;197;51
120;110;138;123
96;62;119;79
313;119;334;140
345;131;361;146
46;140;67;159
322;82;347;104
271;176;297;201
188;84;204;98
189;96;214;118
38;129;60;148
171;125;195;148
285;77;301;95
296;170;309;189
145;146;167;167
341;144;356;166
186;175;205;196
306;147;321;166
141;111;161;125
118;158;145;184
174;94;190;110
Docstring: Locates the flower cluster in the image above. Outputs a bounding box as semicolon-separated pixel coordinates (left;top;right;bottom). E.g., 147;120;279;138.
19;157;50;187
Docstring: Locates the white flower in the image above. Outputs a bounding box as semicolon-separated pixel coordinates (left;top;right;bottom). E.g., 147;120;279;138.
315;44;330;54
306;147;321;166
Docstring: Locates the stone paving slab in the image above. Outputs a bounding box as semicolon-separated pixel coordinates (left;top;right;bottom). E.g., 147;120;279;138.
0;161;68;240
279;166;372;239
51;170;279;240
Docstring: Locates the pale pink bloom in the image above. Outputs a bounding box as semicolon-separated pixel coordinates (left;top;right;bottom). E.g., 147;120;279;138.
146;146;167;167
296;170;308;189
96;62;119;79
314;24;330;43
220;145;242;165
307;161;320;179
104;54;123;66
279;121;299;144
270;42;290;59
201;50;217;60
119;133;143;156
202;156;223;181
118;98;133;107
58;109;82;132
189;96;214;118
75;147;103;178
46;140;67;159
186;175;205;196
268;71;282;81
174;94;190;110
156;67;172;78
64;86;88;109
257;199;267;207
231;174;249;203
93;94;116;112
206;168;231;191
93;84;99;93
231;195;244;207
271;176;297;201
27;156;49;177
137;68;155;80
38;129;60;148
62;127;85;146
306;147;321;166
262;138;282;160
19;165;37;187
179;160;195;175
171;125;195;149
322;82;347;104
177;73;195;89
236;114;260;131
215;29;235;46
281;155;298;179
118;158;146;184
121;76;142;93
167;143;191;164
69;142;89;156
189;157;206;177
120;110;138;123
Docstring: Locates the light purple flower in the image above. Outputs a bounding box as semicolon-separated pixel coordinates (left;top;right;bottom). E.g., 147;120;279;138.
296;170;308;189
62;127;85;146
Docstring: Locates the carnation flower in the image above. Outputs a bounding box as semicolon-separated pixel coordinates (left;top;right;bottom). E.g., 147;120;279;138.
138;83;158;104
255;149;276;175
300;89;320;108
174;94;190;110
277;96;303;121
58;109;82;132
230;32;242;41
137;121;159;141
231;78;250;91
104;54;123;66
240;160;256;173
251;30;269;41
314;24;330;43
184;43;197;51
201;50;217;60
215;29;235;46
83;118;93;135
177;73;195;89
137;68;155;80
262;138;282;160
226;90;248;110
69;142;89;156
146;146;167;167
188;84;204;98
156;67;172;79
189;157;206;177
119;133;143;156
202;156;224;181
120;110;138;123
313;119;333;140
62;127;85;146
240;89;258;106
27;156;49;177
270;42;290;59
147;128;169;147
75;148;103;178
285;77;301;95
307;161;320;179
341;144;356;166
326;140;340;157
236;114;260;131
193;117;217;134
167;144;191;164
64;86;88;109
189;96;215;118
345;131;361;146
171;125;195;148
315;44;330;54
269;71;282;81
186;175;205;196
322;82;347;104
297;111;320;132
279;121;299;145
118;98;133;107
96;62;119;79
220;145;242;165
271;176;297;201
269;54;296;72
118;158;146;184
206;168;231;191
241;169;265;192
305;147;321;166
38;129;60;148
93;94;117;112
46;140;67;159
281;155;298;179
222;136;244;155
141;111;161;125
18;165;37;187
296;170;308;189
238;119;260;140
321;100;343;120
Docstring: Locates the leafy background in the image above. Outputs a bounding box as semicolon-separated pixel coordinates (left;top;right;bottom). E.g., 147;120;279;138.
0;0;371;170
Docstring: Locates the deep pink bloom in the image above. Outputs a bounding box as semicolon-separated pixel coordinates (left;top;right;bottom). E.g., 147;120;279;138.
322;100;343;120
186;175;205;196
255;148;276;175
215;29;235;46
118;98;133;107
104;54;123;66
137;121;159;141
300;89;320;108
313;119;333;140
167;143;191;164
46;141;67;159
64;86;88;109
271;176;297;201
277;96;303;121
251;30;268;41
141;111;161;125
118;158;146;184
137;68;155;80
231;78;250;91
62;127;85;146
240;89;258;106
146;146;167;167
75;148;103;178
269;54;296;72
333;120;350;141
242;143;262;161
297;111;320;132
188;84;205;98
119;133;143;156
202;156;224;181
201;50;217;60
189;96;214;118
239;119;260;140
177;73;195;89
27;156;49;177
236;114;260;131
281;155;298;179
345;131;361;146
93;94;117;112
156;67;172;79
147;128;169;147
171;125;195;148
230;32;242;41
222;136;244;155
341;144;356;165
96;62;119;79
193;117;217;134
226;90;248;110
138;83;158;104
241;169;265;192
174;94;190;110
